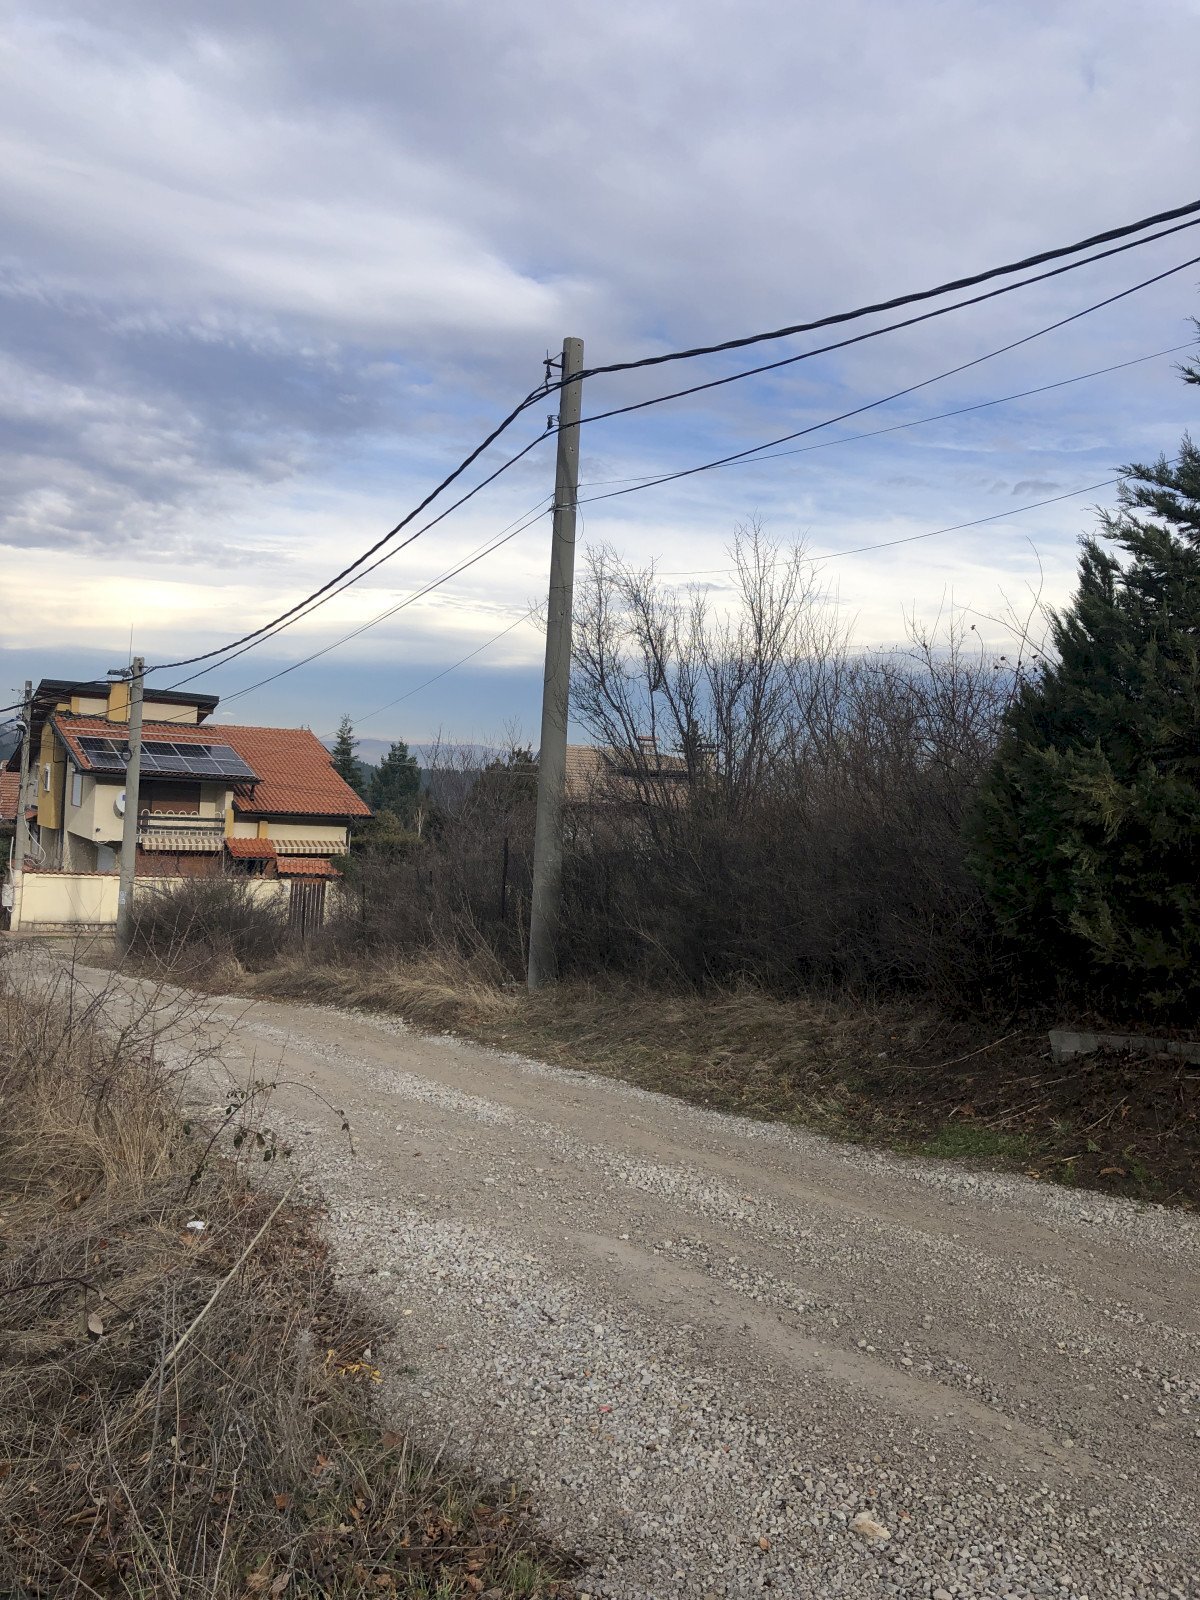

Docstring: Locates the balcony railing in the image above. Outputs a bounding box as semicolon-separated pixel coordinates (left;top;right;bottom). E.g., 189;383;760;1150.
137;812;226;852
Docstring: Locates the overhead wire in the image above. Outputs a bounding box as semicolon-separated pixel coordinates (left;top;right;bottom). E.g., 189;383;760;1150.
577;341;1195;490
140;198;1200;680
572;252;1200;510
147;425;552;677
163;322;1195;713
573;197;1200;381
356;607;541;724
210;503;552;709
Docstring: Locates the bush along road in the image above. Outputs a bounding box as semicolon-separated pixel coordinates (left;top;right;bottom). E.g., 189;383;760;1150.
86;965;1200;1600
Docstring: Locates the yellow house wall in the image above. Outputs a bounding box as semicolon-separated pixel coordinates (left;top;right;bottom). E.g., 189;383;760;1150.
72;694;108;715
66;775;121;843
143;701;200;724
101;683;200;725
36;725;67;830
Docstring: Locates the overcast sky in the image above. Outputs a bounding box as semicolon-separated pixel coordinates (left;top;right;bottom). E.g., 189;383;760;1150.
2;0;1198;745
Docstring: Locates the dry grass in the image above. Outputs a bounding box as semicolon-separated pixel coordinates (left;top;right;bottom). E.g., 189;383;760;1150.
0;947;575;1599
238;949;1200;1208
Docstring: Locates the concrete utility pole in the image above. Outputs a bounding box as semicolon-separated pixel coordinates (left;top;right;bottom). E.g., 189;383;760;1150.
10;680;32;926
116;657;145;949
527;335;585;991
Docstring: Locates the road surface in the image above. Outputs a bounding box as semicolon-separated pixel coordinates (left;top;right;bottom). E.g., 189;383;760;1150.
90;969;1200;1596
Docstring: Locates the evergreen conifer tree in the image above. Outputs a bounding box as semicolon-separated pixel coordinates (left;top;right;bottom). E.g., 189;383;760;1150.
370;739;421;821
971;373;1200;1008
330;714;363;796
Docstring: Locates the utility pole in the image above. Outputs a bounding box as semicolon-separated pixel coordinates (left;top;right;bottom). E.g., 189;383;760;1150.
116;657;145;950
527;336;584;991
10;679;32;927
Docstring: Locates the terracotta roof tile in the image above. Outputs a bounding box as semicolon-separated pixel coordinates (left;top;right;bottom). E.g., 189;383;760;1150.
51;716;371;820
276;856;340;878
225;837;277;860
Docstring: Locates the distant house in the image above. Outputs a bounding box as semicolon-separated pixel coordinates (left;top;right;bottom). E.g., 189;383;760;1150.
563;739;690;809
3;677;370;932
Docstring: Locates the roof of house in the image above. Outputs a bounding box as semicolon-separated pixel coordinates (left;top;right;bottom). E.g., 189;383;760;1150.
276;855;340;878
563;743;689;804
50;716;371;820
0;771;19;823
225;837;277;860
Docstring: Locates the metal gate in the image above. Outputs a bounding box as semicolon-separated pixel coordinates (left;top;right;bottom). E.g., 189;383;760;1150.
288;878;326;943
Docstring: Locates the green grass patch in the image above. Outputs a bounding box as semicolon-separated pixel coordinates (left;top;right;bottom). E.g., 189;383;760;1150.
918;1126;1033;1162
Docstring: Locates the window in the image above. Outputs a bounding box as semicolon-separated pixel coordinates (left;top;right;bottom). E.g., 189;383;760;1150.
70;769;82;808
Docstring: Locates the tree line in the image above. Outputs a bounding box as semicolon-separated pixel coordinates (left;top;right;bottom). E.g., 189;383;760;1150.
318;326;1200;1018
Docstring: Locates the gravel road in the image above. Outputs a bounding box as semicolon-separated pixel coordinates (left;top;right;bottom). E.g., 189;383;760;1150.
86;968;1200;1597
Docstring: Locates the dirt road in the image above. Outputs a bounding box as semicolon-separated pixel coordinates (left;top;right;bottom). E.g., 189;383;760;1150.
105;971;1200;1596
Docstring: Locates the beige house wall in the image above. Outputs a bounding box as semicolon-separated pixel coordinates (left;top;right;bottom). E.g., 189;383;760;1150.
13;871;290;930
64;778;231;846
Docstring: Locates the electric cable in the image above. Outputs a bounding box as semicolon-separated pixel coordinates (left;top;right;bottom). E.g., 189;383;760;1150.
573;253;1200;510
579;341;1195;491
141;198;1200;680
574;197;1200;382
146;425;551;676
357;607;541;724
211;505;551;708
577;225;1200;428
163;487;552;693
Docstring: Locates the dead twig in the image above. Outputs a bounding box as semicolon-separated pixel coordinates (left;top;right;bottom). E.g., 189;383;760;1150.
156;1185;295;1379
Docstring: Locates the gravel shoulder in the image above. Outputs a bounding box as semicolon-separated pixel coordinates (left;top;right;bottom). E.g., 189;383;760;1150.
78;964;1200;1598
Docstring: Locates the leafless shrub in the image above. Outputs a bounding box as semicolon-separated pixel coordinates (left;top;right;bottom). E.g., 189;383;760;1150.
129;874;289;974
0;945;571;1598
326;739;538;976
565;524;1014;998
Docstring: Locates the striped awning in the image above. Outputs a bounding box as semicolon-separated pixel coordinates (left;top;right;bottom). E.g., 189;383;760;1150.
270;837;348;856
137;830;224;853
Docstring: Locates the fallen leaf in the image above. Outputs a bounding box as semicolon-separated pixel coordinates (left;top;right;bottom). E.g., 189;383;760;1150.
273;1492;293;1511
270;1575;290;1596
757;1535;771;1551
1099;1166;1127;1177
380;1430;403;1450
86;1311;104;1341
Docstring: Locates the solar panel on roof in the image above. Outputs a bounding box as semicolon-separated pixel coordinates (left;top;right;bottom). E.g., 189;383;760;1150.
141;741;258;782
73;734;257;784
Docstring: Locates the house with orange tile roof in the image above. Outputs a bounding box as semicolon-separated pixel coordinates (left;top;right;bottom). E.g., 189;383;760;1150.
3;677;369;931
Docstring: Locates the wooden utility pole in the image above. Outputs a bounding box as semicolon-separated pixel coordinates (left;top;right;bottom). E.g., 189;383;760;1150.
527;336;584;991
116;657;145;949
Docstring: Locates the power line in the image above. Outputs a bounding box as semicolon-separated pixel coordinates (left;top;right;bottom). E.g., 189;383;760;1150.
141;197;1200;681
147;425;552;677
573;252;1200;510
357;607;541;724
581;341;1195;492
577;221;1200;429
813;477;1128;563
657;474;1130;582
574;197;1200;382
210;505;551;709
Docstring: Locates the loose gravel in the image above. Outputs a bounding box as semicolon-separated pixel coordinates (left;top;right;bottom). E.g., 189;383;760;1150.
71;969;1200;1597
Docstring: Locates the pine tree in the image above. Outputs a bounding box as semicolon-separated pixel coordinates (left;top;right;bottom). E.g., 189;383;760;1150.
370;739;421;822
330;714;363;796
970;404;1200;1009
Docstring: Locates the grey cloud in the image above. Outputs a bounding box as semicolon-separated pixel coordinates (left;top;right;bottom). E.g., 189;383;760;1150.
1;0;1196;572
